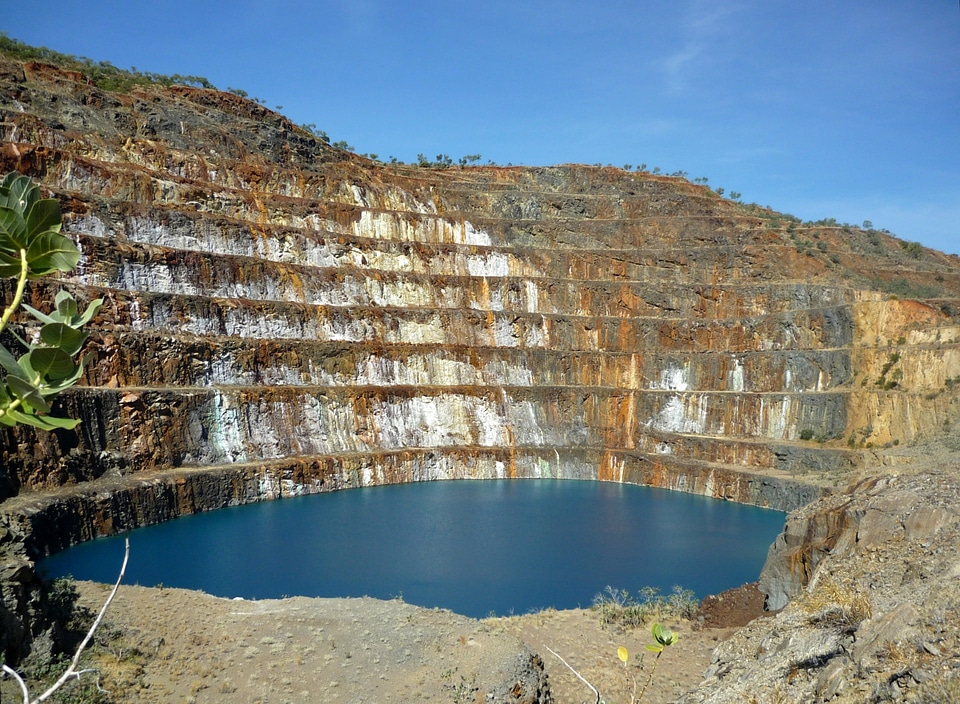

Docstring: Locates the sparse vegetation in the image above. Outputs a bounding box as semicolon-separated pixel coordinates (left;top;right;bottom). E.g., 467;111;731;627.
592;585;698;629
869;277;943;300
298;124;330;143
873;351;904;390
799;574;872;634
899;240;924;259
0;33;213;91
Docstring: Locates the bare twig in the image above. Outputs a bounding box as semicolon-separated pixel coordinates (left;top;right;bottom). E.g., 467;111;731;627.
544;645;602;704
1;663;30;704
2;537;130;704
637;650;662;703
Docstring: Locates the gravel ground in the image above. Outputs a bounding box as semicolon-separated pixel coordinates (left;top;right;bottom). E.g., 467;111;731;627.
2;581;765;704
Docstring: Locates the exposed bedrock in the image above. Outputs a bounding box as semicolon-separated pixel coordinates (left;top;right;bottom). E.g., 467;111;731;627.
1;52;960;668
684;456;960;703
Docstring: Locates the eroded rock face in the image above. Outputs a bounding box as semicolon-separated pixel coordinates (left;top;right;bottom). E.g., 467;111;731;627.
1;51;959;666
683;457;960;703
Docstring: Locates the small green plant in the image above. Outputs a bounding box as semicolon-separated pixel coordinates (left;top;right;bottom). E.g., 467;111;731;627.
447;672;479;704
636;623;678;701
45;578;93;633
547;620;681;704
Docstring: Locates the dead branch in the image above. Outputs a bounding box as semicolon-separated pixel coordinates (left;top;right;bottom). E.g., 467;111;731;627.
1;537;129;704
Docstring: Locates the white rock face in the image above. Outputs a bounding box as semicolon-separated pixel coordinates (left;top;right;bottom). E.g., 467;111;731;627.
652;365;690;391
728;357;745;392
647;393;708;434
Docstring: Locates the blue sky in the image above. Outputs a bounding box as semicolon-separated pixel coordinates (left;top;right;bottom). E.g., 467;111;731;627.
5;1;959;254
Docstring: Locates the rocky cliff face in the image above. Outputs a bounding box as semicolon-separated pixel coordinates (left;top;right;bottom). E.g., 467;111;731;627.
1;52;960;667
682;447;960;703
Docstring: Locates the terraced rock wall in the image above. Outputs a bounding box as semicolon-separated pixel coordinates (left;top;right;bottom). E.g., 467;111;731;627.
2;56;960;539
2;51;960;666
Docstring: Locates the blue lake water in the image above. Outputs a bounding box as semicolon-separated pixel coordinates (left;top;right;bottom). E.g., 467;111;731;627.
39;479;785;618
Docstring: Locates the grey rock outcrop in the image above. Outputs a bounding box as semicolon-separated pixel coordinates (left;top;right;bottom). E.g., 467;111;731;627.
683;451;960;703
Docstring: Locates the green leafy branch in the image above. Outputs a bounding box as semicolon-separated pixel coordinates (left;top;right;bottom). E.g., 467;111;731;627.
546;623;678;704
0;172;101;431
637;623;678;701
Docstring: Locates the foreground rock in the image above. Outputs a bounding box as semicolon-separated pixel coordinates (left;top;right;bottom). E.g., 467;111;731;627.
681;447;960;703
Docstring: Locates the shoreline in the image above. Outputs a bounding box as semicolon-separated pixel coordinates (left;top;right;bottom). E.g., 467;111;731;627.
2;464;822;561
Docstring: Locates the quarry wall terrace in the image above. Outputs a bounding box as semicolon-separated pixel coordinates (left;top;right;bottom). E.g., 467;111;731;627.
0;54;959;612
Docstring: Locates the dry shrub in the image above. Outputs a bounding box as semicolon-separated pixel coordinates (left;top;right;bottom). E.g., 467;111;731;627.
592;585;698;629
799;575;872;633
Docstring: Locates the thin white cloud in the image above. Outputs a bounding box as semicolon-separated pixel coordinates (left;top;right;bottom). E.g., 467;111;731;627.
334;0;382;36
661;0;745;95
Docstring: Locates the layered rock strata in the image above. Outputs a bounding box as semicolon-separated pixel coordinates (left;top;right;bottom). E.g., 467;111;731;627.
1;52;960;668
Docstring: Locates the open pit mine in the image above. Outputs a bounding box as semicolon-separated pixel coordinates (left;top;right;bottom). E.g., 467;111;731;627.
2;50;960;702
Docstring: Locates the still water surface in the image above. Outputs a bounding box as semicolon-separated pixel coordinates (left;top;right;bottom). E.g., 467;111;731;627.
40;480;785;618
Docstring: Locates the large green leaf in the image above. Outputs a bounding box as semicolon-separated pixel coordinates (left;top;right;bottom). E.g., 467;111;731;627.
0;205;27;251
0;174;39;214
55;289;79;319
22;347;77;381
25;198;62;237
21;302;57;325
0;406;81;430
24;294;102;328
39;322;88;356
26;230;81;276
0;250;22;278
0;344;20;376
73;298;103;327
7;375;51;414
37;371;85;397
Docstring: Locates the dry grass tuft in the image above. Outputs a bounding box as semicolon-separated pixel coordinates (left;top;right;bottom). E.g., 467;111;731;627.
798;575;872;633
